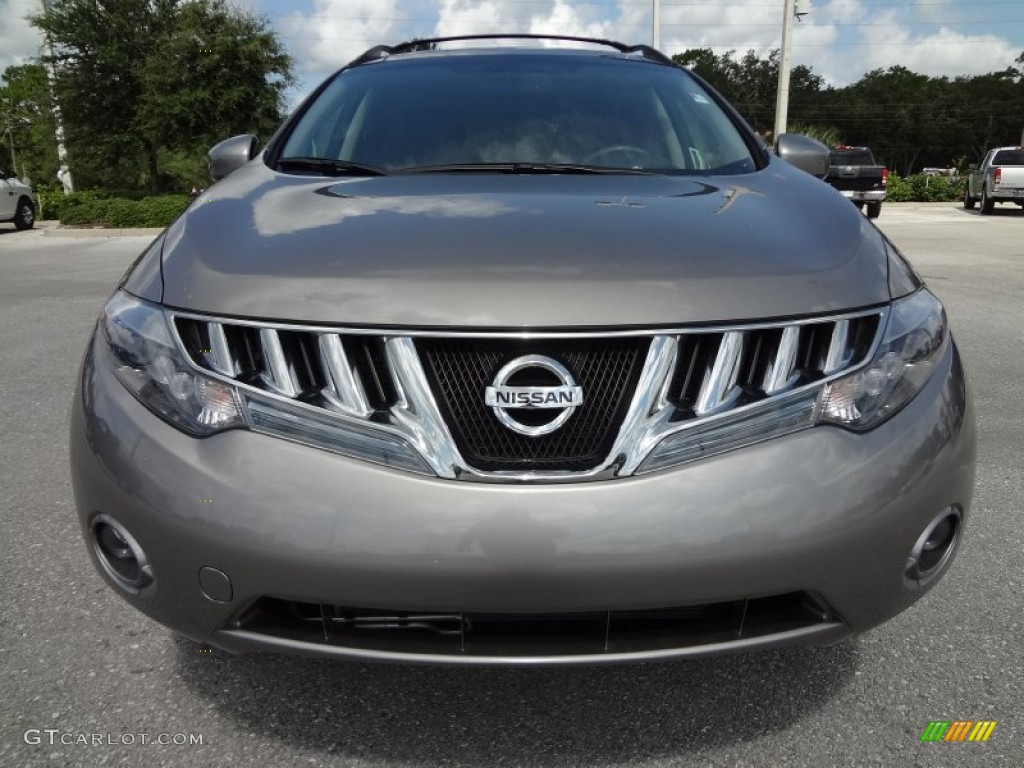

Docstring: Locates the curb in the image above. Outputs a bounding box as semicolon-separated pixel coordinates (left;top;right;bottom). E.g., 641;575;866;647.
40;224;164;238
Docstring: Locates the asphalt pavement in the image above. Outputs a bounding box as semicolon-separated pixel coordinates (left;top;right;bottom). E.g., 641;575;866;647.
1;203;1021;767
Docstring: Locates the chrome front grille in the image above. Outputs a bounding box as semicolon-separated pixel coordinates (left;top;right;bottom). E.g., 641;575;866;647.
418;338;648;472
169;308;885;481
666;315;879;418
175;320;399;415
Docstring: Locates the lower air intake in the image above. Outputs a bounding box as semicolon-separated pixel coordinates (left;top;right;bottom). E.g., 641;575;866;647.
233;592;835;657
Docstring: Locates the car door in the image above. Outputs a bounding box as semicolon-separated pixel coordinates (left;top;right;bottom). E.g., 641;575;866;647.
969;152;985;196
0;177;17;220
979;150;995;192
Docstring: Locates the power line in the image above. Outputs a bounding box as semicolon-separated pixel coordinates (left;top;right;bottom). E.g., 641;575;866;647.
273;32;1024;47
269;14;1024;28
263;0;1024;5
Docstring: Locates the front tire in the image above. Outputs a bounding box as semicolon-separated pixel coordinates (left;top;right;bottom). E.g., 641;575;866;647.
963;188;975;209
866;201;881;219
980;187;994;215
13;197;35;230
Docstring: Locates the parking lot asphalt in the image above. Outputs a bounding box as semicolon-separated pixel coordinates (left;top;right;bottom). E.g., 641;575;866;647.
1;203;1021;767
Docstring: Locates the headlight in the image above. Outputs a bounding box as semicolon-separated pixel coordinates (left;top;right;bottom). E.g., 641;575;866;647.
101;291;245;435
819;289;946;431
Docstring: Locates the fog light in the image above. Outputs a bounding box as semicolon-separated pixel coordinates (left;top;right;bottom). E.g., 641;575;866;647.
90;515;154;593
905;507;962;587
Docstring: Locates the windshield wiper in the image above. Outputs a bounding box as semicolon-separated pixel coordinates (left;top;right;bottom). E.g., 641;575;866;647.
276;157;389;176
400;163;656;175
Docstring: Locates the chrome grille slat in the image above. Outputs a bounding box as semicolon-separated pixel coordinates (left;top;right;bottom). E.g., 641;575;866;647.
695;331;745;416
318;334;372;418
206;322;238;377
169;308;886;482
386;337;462;478
259;328;302;397
824;319;851;374
763;325;800;395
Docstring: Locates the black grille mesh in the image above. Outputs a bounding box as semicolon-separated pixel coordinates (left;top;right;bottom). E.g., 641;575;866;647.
418;338;649;472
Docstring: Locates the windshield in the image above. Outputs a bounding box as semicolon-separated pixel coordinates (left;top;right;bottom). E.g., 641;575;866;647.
278;52;757;174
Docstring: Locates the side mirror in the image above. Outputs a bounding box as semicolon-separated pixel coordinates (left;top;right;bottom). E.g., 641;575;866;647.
208;134;259;182
775;133;830;179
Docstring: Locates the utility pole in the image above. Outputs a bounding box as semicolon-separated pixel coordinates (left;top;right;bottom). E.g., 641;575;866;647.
652;0;661;50
773;0;797;141
39;0;74;192
1016;53;1024;144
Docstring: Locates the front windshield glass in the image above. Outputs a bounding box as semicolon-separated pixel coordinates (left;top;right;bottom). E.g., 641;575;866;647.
280;52;757;174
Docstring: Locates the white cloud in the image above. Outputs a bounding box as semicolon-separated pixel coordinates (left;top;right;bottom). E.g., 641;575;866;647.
844;27;1019;80
816;0;864;25
527;0;611;41
433;0;526;37
650;0;1021;85
0;0;42;74
279;0;404;79
809;6;1021;83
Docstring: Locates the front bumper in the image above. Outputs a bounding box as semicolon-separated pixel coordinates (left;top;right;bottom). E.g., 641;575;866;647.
70;330;975;664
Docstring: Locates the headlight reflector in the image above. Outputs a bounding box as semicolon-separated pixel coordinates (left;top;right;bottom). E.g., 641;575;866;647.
102;291;245;435
819;289;946;431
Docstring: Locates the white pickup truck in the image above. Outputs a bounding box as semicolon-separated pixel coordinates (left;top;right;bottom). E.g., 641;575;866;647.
0;173;36;230
964;146;1024;214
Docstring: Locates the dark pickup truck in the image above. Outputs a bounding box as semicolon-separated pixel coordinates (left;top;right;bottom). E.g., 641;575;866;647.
825;146;888;219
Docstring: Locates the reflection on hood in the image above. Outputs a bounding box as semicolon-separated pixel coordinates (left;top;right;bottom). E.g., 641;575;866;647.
253;186;517;236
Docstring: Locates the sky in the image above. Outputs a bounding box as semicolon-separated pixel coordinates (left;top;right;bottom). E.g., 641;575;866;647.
2;0;1023;106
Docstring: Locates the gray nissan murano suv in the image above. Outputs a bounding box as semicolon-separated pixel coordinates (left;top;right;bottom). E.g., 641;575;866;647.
70;35;976;665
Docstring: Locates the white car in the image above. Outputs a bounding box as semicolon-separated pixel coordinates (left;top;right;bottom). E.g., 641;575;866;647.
0;174;36;230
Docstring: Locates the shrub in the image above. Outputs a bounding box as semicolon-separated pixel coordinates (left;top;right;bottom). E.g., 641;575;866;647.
59;201;102;226
99;198;149;228
137;196;191;227
885;174;912;202
885;173;964;203
52;192;191;228
36;189;110;221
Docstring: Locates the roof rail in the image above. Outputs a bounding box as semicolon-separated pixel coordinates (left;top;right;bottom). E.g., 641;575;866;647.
348;34;675;68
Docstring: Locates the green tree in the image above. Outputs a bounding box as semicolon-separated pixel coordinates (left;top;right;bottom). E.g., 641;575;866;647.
673;48;1024;173
949;69;1024;163
32;0;294;193
788;123;843;147
674;47;741;98
836;66;940;175
0;64;59;186
674;48;825;137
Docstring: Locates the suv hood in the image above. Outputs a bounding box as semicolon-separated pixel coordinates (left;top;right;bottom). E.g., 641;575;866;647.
154;159;889;327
